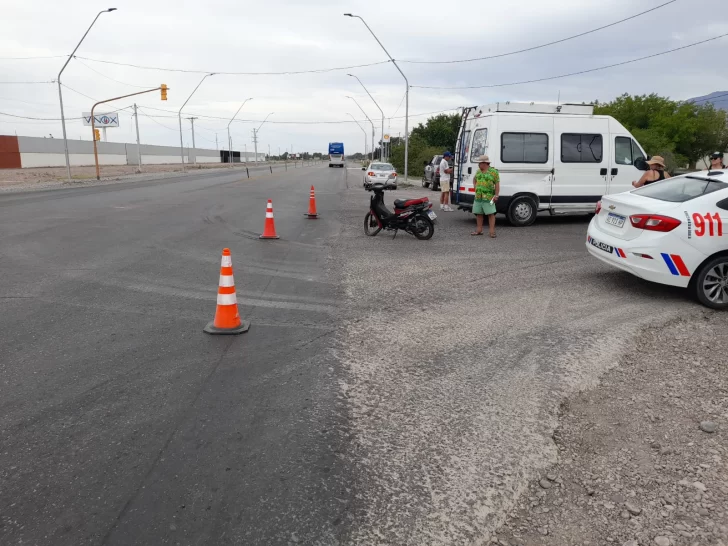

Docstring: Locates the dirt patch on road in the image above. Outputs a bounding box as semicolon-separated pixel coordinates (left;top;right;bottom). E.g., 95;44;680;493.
494;312;728;546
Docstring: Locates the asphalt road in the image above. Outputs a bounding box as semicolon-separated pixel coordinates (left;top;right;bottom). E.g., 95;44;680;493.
0;166;711;545
0;164;349;545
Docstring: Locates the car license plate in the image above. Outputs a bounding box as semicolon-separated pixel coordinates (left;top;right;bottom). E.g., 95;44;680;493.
427;211;437;220
606;212;626;228
589;236;613;254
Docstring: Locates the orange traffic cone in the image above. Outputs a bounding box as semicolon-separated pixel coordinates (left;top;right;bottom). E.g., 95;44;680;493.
304;185;318;218
260;199;280;239
203;248;250;335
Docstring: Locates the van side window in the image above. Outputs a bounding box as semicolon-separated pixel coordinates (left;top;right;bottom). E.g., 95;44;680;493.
459;131;471;164
615;136;632;165
470;129;487;163
561;133;603;163
631;139;645;162
501;132;548;163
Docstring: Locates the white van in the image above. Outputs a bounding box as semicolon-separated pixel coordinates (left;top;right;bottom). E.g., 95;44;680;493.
453;102;648;226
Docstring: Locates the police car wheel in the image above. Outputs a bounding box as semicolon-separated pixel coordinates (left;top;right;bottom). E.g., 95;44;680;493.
507;196;537;227
694;255;728;310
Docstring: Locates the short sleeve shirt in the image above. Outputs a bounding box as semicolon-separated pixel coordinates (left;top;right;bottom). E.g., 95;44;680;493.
474;167;499;201
439;158;451;183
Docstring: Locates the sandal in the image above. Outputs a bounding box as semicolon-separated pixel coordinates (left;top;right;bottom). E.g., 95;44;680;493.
489;233;497;238
471;231;483;236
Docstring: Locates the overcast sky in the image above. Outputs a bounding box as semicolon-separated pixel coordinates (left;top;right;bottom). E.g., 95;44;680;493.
1;0;727;155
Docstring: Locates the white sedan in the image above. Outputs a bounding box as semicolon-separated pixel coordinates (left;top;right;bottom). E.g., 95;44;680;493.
586;169;728;309
363;162;397;188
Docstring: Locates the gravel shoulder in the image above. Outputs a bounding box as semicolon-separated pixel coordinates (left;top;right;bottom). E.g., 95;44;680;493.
334;179;723;545
494;313;728;546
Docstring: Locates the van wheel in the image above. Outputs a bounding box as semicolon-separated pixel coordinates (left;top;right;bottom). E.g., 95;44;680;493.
507;196;538;227
693;255;728;310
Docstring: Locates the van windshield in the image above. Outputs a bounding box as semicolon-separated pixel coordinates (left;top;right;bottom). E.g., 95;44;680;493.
632;176;727;202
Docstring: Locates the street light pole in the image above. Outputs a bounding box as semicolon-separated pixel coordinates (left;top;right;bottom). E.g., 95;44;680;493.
57;7;117;182
348;74;384;161
178;73;214;172
344;13;409;180
347;112;368;161
346;95;375;161
227;97;252;167
253;112;274;163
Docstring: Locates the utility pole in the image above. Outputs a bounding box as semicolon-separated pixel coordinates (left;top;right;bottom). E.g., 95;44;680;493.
215;133;218;150
133;103;141;173
268;144;271;161
252;128;259;163
186;117;198;164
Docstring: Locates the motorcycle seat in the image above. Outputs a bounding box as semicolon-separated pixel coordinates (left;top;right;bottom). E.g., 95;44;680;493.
393;197;429;209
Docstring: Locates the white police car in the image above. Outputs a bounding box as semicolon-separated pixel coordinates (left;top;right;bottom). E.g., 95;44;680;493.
587;169;728;309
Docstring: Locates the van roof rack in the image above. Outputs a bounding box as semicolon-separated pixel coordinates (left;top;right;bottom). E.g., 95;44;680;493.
474;102;595;115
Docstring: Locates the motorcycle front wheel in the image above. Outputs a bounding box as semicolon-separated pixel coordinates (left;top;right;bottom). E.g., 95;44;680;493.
364;212;382;236
410;214;434;240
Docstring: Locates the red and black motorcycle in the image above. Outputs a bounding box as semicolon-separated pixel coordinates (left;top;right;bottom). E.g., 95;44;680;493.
364;178;435;240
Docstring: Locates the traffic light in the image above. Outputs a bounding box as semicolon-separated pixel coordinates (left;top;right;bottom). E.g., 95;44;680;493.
160;84;168;101
94;129;100;141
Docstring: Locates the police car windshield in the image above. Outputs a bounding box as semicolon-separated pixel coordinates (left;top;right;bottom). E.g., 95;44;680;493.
632;176;727;203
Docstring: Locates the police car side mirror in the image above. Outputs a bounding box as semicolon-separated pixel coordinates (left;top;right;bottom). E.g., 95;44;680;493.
634;157;648;171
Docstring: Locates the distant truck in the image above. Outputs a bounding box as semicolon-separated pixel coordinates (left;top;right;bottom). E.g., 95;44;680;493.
328;142;345;168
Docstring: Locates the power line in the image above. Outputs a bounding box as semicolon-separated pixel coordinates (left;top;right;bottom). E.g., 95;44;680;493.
390;91;407;118
0;111;85;121
0;55;67;60
412;32;728;89
401;0;678;65
75;55;390;76
137;108;178;131
136;106;458;125
0;81;53;85
74;57;155;89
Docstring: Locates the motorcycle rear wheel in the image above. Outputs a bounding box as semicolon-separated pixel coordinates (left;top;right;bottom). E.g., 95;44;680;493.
364;212;382;236
411;214;434;240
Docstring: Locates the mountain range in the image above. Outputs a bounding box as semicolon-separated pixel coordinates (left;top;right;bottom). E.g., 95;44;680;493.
688;91;728;111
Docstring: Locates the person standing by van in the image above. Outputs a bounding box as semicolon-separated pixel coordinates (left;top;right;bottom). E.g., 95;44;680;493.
471;155;500;237
632;155;670;188
439;151;454;211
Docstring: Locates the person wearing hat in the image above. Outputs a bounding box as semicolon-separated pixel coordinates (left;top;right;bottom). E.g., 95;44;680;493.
632;155;670;188
439;151;454;211
471;155;500;237
708;151;726;170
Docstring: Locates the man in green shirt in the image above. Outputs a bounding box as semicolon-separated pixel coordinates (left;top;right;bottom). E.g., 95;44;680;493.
471;155;500;237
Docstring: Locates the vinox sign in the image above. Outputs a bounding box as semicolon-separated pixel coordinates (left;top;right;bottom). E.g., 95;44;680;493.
82;112;119;127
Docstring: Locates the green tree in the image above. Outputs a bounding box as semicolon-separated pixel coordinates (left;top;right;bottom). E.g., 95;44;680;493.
595;93;728;169
410;113;460;150
389;113;461;178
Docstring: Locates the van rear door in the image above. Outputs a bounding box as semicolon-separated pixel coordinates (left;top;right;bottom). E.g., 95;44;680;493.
553;117;609;206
